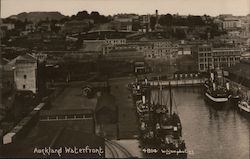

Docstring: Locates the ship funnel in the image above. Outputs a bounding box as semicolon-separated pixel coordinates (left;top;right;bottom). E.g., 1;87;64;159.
211;73;214;81
213;83;216;91
137;85;140;90
142;96;146;104
226;82;230;90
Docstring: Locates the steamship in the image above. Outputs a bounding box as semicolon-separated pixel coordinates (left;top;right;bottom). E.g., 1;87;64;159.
204;69;230;106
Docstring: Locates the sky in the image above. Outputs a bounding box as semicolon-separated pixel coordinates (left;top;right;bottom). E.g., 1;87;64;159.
1;0;250;18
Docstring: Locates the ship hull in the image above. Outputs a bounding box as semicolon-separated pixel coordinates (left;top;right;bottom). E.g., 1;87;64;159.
204;92;228;108
238;102;250;117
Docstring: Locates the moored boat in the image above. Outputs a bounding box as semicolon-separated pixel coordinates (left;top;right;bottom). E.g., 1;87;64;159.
134;78;187;158
238;101;250;114
204;69;230;107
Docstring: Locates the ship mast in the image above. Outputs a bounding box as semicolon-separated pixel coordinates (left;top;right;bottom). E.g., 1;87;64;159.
158;76;160;104
169;81;172;116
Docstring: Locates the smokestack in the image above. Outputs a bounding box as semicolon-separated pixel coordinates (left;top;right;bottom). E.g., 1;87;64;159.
213;83;216;91
142;96;146;104
156;10;159;25
211;73;214;81
137;85;140;90
226;82;230;90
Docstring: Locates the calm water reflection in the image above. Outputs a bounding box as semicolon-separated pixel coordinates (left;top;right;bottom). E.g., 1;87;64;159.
151;87;249;159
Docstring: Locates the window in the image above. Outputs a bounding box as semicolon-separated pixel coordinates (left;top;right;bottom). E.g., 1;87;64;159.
67;115;74;119
58;115;65;119
49;116;56;120
76;114;84;119
23;85;26;89
85;114;92;118
200;64;204;70
24;75;27;79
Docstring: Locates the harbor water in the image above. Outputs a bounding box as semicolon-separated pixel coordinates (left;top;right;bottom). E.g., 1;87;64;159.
150;86;250;159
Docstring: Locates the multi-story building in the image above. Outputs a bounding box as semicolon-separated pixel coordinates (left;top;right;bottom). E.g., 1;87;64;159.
213;48;241;68
13;54;37;93
197;44;241;72
139;15;151;32
222;17;240;30
0;23;15;30
178;45;192;55
197;44;213;72
113;16;133;32
83;38;127;55
25;23;36;32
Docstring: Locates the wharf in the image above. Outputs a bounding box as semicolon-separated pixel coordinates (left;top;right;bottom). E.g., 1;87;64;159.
149;78;206;87
109;77;139;139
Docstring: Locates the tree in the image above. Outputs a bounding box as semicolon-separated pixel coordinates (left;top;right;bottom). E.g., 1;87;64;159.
187;16;205;26
159;14;173;26
174;29;186;39
74;11;89;20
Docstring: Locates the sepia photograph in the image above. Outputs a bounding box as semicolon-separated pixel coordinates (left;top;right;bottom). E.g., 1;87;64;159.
0;0;249;158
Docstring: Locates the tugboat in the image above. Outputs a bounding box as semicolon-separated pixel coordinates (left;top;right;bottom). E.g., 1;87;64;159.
238;91;250;115
204;69;230;107
134;78;187;158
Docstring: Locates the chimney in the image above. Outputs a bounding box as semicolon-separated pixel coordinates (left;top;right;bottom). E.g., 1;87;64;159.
156;10;159;25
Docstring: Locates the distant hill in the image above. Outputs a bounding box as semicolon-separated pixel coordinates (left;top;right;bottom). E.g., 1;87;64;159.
8;12;66;22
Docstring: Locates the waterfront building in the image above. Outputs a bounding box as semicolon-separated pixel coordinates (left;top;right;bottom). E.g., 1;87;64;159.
7;54;38;93
197;44;241;72
197;44;213;72
212;48;241;68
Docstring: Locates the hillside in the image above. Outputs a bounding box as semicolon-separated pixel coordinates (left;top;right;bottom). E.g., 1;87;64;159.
8;12;66;22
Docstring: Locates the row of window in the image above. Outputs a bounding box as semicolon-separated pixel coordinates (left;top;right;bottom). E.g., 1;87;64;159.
214;57;239;62
199;57;240;63
199;53;212;57
199;48;212;52
199;58;212;63
106;39;126;44
40;114;93;120
199;63;213;70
